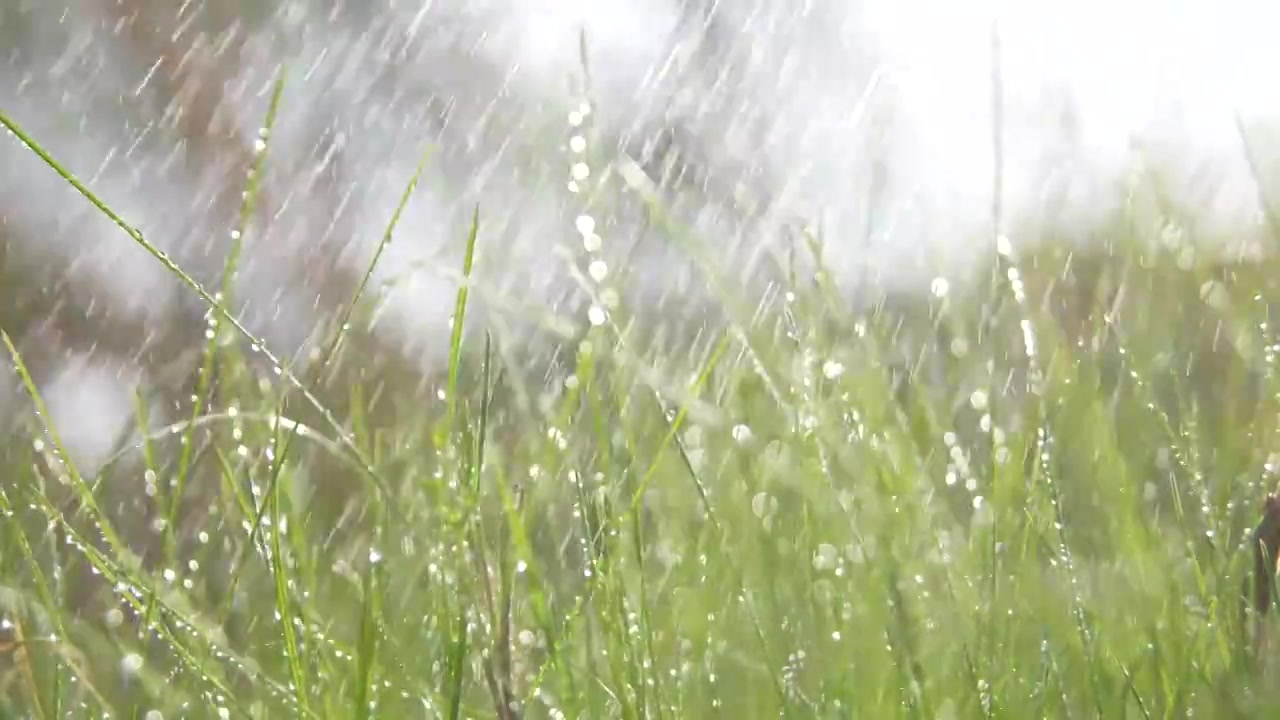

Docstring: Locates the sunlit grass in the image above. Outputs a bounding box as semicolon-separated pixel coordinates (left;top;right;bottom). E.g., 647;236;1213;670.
5;95;1280;720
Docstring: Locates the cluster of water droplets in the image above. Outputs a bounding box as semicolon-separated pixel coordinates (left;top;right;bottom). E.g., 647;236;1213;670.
564;101;619;332
993;233;1094;629
1116;343;1222;542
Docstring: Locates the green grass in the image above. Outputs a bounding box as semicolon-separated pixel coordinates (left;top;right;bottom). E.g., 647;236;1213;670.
5;95;1280;720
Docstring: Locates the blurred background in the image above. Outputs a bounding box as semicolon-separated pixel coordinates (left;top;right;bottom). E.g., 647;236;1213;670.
3;0;1280;472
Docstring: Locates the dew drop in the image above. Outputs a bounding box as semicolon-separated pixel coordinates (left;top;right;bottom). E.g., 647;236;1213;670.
822;360;844;379
931;277;950;298
588;259;608;282
588;306;607;326
969;390;988;411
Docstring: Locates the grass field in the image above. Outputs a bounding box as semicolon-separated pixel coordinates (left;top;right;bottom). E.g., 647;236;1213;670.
5;86;1280;719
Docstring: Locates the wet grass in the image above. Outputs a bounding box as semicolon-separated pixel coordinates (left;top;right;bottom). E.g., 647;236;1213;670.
7;98;1280;720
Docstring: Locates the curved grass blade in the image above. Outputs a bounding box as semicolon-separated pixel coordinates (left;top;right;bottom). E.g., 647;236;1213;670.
169;67;288;548
0;107;396;511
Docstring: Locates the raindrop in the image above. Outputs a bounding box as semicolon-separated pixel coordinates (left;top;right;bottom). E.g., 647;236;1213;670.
969;390;988;411
751;492;776;519
588;260;608;282
121;653;144;675
588;306;607;326
813;543;838;571
1200;280;1229;309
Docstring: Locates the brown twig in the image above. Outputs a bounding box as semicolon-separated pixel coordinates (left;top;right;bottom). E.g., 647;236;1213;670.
6;619;46;720
1242;494;1280;658
468;524;521;720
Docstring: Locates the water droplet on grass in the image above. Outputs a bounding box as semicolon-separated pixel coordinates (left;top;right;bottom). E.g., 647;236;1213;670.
813;543;838;571
588;259;608;282
121;653;144;675
970;390;988;410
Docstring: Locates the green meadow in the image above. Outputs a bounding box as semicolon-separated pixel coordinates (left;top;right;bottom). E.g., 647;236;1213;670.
3;79;1280;719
